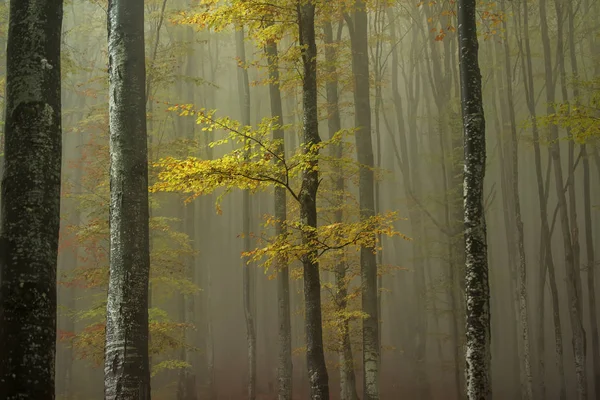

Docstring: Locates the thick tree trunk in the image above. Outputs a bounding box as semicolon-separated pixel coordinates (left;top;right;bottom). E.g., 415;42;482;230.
323;20;359;400
265;33;293;400
236;26;257;400
298;3;329;398
104;0;151;398
345;3;379;398
0;1;63;398
457;0;491;398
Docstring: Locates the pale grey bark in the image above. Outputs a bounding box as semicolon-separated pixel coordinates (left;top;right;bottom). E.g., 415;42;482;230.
104;0;151;398
457;0;491;398
0;0;63;397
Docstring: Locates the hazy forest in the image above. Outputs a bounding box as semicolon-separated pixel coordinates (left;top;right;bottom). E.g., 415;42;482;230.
0;0;598;399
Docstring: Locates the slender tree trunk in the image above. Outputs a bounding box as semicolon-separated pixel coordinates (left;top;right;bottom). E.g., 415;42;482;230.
265;31;293;400
298;2;329;398
323;20;359;400
0;1;62;398
104;0;151;398
582;144;599;397
457;0;491;398
345;3;379;398
236;26;256;400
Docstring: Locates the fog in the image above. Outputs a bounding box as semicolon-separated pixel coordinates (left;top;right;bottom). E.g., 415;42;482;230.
1;0;598;399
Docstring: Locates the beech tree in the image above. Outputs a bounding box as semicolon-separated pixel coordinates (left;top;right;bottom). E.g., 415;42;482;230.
457;0;491;398
103;0;152;398
0;0;63;398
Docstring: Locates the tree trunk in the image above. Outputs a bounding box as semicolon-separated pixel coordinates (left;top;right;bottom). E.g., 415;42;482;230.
0;1;63;398
457;0;491;398
265;31;293;400
298;2;329;398
104;0;151;398
236;26;257;400
323;20;359;400
345;3;379;398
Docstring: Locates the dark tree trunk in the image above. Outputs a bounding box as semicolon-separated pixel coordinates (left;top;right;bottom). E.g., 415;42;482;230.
265;32;293;400
298;2;329;398
457;0;491;398
0;0;63;398
104;0;151;398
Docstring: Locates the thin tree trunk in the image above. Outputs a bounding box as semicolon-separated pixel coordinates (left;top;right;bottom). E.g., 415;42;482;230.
298;2;329;398
265;31;293;400
0;1;63;397
323;20;359;400
104;0;151;398
236;26;256;400
582;144;600;397
457;0;491;398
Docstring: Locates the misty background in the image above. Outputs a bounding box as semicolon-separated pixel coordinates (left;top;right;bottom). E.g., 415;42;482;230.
0;0;598;399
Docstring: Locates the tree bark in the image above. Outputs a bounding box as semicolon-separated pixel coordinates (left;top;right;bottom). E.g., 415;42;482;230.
298;2;329;398
104;0;151;398
457;0;491;398
0;0;63;398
